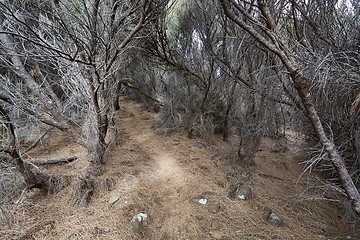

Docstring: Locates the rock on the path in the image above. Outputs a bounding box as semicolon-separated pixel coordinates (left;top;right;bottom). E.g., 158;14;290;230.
108;192;121;204
198;198;208;204
236;186;252;200
131;212;149;234
263;208;285;226
191;197;208;205
268;212;282;225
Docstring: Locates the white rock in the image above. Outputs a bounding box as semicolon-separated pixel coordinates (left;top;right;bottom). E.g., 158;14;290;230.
238;195;246;200
133;213;148;222
198;198;208;205
131;212;149;234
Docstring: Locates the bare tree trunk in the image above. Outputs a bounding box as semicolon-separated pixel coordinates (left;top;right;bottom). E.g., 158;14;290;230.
223;80;237;141
219;0;360;215
113;81;122;111
290;71;360;214
0;105;44;188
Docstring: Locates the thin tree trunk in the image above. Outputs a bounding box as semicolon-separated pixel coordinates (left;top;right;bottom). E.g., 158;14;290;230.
290;71;360;214
219;0;360;215
223;80;237;141
0;105;43;188
113;82;122;111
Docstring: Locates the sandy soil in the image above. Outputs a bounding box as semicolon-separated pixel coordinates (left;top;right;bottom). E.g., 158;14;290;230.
1;101;359;240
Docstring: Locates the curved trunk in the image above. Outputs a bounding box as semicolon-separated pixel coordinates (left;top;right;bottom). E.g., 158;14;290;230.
219;0;360;215
0;105;45;189
290;71;360;215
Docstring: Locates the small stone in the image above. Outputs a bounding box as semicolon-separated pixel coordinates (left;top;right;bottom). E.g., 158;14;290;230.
237;186;252;200
264;208;285;226
191;197;208;205
140;114;151;120
108;192;121;204
252;203;264;211
131;213;149;234
209;230;223;239
199;198;207;204
269;213;282;225
195;215;204;220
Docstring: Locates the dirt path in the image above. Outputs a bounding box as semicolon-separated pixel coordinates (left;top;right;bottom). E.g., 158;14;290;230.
111;101;355;240
120;102;186;186
115;101;205;238
6;101;356;240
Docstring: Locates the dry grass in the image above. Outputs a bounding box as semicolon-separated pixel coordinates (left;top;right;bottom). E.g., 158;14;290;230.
1;101;359;240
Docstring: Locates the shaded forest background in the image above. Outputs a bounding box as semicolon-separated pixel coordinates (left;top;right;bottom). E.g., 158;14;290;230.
0;0;359;226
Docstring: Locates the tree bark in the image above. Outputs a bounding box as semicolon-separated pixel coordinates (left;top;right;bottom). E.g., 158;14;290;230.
290;71;360;214
219;0;360;215
0;105;43;188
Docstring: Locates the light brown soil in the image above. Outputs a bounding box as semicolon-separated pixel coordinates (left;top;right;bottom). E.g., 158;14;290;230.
1;101;359;240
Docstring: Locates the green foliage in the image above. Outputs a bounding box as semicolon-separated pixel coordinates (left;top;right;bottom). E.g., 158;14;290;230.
165;0;190;40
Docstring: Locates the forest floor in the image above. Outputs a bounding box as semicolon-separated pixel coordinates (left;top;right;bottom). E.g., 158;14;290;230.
1;100;360;240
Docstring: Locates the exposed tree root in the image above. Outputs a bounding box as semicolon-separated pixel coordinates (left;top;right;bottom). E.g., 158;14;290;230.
30;157;78;166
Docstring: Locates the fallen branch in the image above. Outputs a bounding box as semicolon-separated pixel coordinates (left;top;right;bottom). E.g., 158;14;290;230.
30;157;78;166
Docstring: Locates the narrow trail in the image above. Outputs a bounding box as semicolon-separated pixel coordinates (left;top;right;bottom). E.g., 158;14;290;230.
114;101;204;238
119;101;186;186
7;100;355;240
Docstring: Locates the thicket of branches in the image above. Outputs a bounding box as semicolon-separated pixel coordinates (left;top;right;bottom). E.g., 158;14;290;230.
0;0;359;218
0;0;168;205
140;0;360;215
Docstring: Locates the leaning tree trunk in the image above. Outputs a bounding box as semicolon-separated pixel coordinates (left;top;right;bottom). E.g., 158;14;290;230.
289;70;360;214
0;105;47;189
219;0;360;215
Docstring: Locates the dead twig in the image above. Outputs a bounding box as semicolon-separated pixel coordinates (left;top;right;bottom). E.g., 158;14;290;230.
30;157;78;166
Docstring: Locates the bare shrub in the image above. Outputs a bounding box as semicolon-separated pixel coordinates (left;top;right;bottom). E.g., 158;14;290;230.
0;157;24;204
